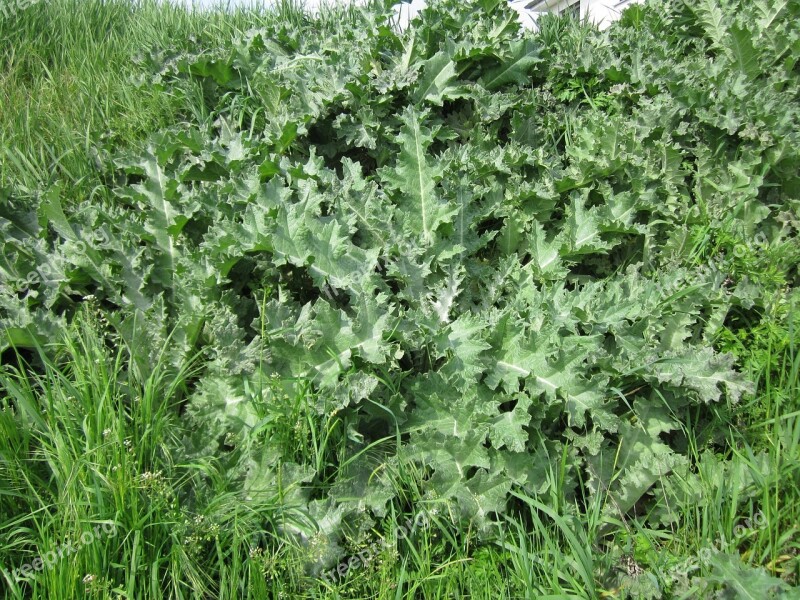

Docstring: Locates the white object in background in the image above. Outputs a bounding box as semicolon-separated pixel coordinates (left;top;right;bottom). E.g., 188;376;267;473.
391;0;542;32
524;0;644;30
584;0;643;30
304;0;371;17
164;0;641;30
507;0;540;30
391;0;427;32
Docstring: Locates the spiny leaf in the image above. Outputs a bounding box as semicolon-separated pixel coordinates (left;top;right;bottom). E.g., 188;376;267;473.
480;39;541;90
380;106;456;244
413;50;461;105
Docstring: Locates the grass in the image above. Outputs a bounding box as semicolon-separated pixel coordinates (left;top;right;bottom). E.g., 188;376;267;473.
0;0;363;197
1;0;799;598
2;306;796;597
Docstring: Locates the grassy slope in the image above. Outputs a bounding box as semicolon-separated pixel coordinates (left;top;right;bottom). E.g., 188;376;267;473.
0;1;798;598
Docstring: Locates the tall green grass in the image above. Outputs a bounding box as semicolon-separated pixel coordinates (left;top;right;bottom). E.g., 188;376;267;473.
0;310;304;598
0;0;365;198
2;308;796;598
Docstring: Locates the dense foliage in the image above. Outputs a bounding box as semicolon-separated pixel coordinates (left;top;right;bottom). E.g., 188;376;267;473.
1;0;799;596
